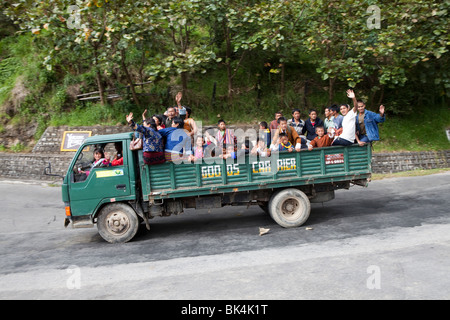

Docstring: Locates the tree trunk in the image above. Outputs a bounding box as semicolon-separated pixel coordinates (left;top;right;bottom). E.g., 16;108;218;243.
181;71;188;100
95;70;106;106
120;49;140;107
93;47;106;105
328;77;335;105
224;21;233;100
280;62;285;107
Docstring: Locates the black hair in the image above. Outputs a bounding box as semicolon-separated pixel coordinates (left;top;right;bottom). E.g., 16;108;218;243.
93;147;105;158
315;126;325;131
144;118;157;130
259;121;268;129
152;114;164;125
275;111;283;115
309;109;317;114
218;119;226;125
114;142;122;152
185;106;192;117
279;132;288;138
292;108;301;114
277;116;287;124
357;99;365;105
172;116;184;128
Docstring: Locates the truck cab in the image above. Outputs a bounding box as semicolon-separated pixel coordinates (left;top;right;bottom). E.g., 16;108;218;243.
62;133;138;230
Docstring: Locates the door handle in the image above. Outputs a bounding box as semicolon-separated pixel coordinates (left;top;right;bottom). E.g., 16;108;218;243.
116;184;126;190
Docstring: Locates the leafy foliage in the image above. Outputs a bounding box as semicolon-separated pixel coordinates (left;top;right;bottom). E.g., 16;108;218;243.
0;0;448;139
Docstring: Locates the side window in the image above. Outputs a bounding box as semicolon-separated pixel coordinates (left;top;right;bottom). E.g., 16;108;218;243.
72;142;124;183
108;142;124;167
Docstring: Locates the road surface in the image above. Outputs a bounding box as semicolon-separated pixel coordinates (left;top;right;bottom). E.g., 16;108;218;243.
0;172;449;301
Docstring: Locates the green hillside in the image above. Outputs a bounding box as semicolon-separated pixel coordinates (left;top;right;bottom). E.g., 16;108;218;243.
0;1;449;153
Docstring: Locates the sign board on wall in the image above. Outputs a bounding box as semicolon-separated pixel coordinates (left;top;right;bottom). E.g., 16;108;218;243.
60;131;92;152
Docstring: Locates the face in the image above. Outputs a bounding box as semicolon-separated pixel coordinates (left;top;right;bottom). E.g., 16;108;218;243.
196;137;203;146
218;122;226;130
279;120;288;131
280;136;289;145
324;108;330;118
357;102;366;114
316;127;324;137
167;107;175;118
94;152;102;161
275;113;282;120
293;111;300;120
309;111;317;120
153;116;160;125
340;105;349;116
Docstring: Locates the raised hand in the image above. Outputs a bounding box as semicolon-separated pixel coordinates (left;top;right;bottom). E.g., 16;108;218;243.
175;91;182;106
379;104;385;115
126;112;133;123
142;109;147;120
346;89;355;99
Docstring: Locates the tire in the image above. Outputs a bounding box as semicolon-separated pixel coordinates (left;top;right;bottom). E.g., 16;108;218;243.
97;203;140;243
268;188;311;228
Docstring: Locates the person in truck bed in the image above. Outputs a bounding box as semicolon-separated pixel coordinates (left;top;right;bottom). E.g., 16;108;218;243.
126;112;165;165
158;116;195;163
308;126;334;150
271;117;306;151
332;89;358;146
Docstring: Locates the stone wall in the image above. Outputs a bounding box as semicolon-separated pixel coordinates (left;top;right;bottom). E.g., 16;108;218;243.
371;150;450;174
0;153;73;181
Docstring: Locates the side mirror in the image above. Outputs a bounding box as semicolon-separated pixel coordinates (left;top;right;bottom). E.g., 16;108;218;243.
44;162;64;180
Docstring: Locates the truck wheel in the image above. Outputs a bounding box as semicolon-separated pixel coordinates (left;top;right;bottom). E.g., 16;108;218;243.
97;203;140;243
268;188;311;228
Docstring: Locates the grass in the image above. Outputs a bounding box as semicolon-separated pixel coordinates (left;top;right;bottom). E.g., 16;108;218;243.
372;105;450;153
371;168;450;180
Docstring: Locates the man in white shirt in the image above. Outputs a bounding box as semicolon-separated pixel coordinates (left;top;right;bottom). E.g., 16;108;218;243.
332;89;358;146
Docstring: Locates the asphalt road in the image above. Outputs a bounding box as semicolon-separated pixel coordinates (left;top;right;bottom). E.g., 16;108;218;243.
0;172;449;301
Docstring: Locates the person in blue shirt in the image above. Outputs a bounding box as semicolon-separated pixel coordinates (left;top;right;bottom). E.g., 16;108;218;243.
331;104;344;135
158;117;194;163
126;112;165;165
355;100;386;145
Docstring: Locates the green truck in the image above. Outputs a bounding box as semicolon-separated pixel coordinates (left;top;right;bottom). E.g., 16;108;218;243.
51;132;372;243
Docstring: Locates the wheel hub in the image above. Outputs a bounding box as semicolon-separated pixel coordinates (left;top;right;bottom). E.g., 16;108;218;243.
281;198;300;219
106;212;130;235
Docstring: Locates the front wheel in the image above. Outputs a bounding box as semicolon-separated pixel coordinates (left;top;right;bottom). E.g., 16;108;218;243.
268;188;311;228
97;203;140;243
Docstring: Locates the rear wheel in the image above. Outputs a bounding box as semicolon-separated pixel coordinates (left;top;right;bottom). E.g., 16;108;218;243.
268;188;311;228
97;203;139;243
